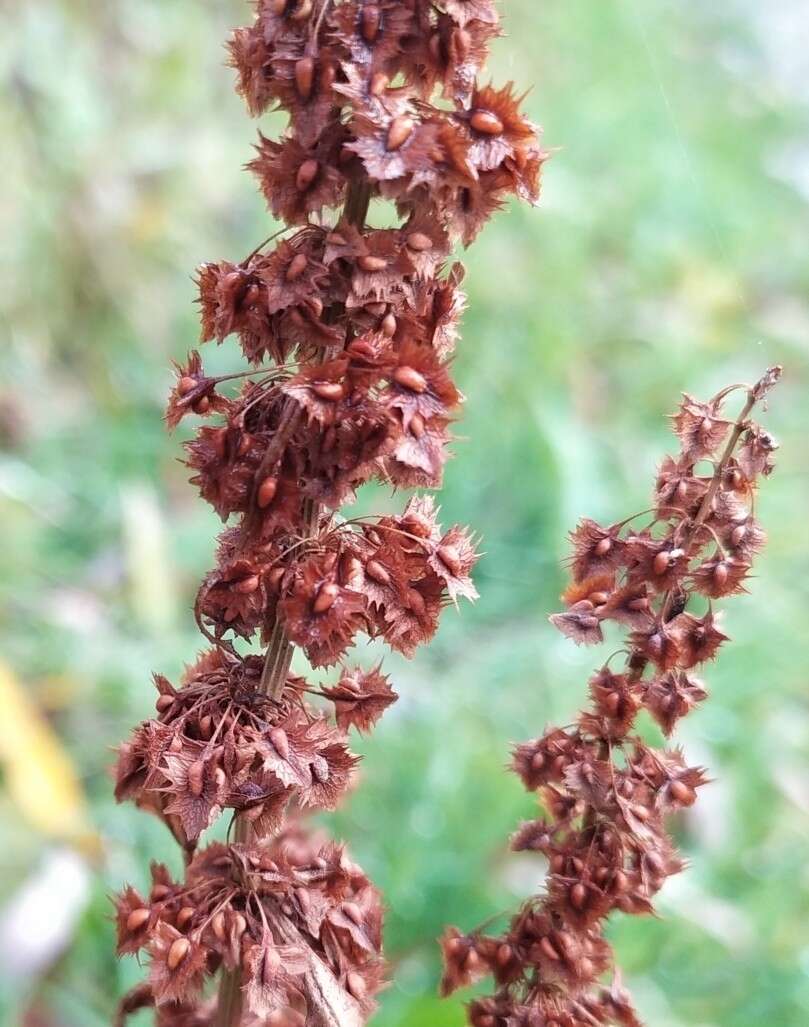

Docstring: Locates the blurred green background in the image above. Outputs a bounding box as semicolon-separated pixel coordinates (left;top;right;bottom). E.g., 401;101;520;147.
1;1;808;1025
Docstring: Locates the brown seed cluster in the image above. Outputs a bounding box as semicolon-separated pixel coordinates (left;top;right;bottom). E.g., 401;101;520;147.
114;0;542;1024
440;368;781;1026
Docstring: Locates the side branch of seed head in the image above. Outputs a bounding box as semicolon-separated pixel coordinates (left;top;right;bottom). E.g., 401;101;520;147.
440;367;781;1027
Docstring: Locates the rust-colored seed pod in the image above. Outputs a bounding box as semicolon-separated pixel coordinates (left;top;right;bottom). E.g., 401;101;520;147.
294;56;314;99
167;937;191;971
155;694;174;713
296;158;319;191
360;5;380;43
286;252;308;281
386;115;414;151
470;109;504;135
312;381;345;401
393;365;428;393
357;254;388;272
188;759;206;798
178;376;197;395
313;582;339;613
437;544;462;576
370;71;389;96
289;0;312;22
406;231;433;252
381;312;397;337
257;476;278;508
270;727;290;759
177;907;195;930
653;550;670;575
235;574;260;594
594;537;612;556
126;908;150;933
365;559;391;585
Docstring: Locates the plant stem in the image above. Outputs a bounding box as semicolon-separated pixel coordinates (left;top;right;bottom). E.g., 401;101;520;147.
215;180;371;1027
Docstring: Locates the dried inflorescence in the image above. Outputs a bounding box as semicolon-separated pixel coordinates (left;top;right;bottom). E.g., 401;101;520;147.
440;367;781;1027
114;0;542;1024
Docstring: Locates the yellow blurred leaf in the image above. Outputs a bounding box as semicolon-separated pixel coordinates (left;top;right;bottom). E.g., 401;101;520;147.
0;661;99;857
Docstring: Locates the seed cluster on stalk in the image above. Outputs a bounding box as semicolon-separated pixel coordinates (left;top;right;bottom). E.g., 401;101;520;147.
112;1;543;1024
440;367;781;1027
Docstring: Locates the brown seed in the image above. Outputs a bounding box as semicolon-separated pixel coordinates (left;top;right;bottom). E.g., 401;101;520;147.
188;759;206;798
612;869;629;893
233;913;247;938
406;231;434;252
570;882;588;910
555;930;574;955
270;727;290;759
713;562;729;587
393;365;428;393
312;381;345;401
126;908;150;933
731;524;747;547
289;0;312;20
365;559;391;585
463;948;482;972
286;253;308;281
437;544;462;576
262;945;282;982
235;574;260;594
257;476;278;508
151;884;171;901
357;254;388;272
594;536;612;556
603;691;622;716
177;906;195;930
360;4;380;42
193;396;210;414
530;750;545;771
224;604;239;622
589;590;610;605
178;375;197;395
631;802;650;821
669;778;695;805
167;937;190;971
445;935;465;955
236;432;252;457
347;970;367;999
381;312;397;337
410;412;425;438
296;158;319;191
199;714;213;739
212;911;226;942
313;582;339;613
470;109;504;135
496;943;512;967
386;115;414;150
539;936;560;961
294;56;314;99
370;71;389;96
156;694;174;713
653;550;671;575
578;956;595;979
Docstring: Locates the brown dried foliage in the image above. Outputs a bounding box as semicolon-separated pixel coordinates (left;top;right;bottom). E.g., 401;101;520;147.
440;367;781;1027
114;1;542;1024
